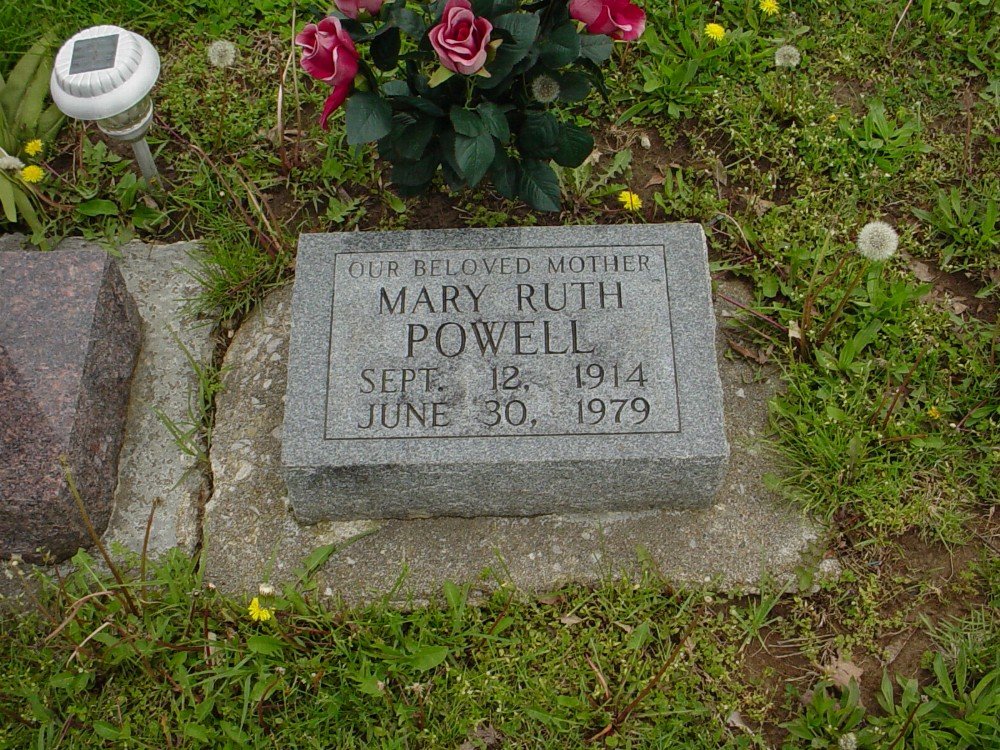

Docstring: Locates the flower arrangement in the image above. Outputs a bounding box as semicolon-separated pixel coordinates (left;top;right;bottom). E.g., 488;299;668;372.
295;0;645;211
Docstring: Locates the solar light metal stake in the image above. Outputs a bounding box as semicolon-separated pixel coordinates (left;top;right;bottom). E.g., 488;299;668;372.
50;25;161;183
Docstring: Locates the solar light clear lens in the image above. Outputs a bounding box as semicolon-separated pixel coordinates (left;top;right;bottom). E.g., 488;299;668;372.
96;95;153;140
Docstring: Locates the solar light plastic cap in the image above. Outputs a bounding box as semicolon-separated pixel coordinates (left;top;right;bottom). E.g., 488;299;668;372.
50;25;160;139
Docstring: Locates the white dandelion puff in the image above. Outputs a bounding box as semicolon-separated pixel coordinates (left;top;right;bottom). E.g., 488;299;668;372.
857;220;899;261
208;40;238;69
0;155;25;170
531;75;560;104
774;44;801;68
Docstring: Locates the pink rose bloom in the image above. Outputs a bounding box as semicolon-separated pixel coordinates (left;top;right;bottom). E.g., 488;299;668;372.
569;0;645;41
295;17;360;128
429;0;494;76
334;0;383;20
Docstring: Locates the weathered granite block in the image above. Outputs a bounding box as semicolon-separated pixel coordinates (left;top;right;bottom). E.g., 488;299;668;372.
0;249;140;563
282;225;728;521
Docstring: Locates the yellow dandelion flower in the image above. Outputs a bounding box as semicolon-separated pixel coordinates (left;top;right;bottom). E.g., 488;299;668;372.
618;190;642;211
24;139;43;157
705;23;726;42
927;406;941;420
248;596;273;622
828;113;838;123
19;165;44;183
759;0;779;16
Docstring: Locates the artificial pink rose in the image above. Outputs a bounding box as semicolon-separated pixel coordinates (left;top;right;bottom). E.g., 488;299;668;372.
429;0;494;76
334;0;383;20
569;0;645;41
295;17;360;128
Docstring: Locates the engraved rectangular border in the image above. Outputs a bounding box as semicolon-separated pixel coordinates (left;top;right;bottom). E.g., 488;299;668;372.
322;244;681;440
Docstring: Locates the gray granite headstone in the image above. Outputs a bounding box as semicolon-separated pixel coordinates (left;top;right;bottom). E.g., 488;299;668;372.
282;225;728;521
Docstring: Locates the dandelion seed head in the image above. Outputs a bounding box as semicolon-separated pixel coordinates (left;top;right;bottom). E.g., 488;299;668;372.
857;220;899;261
775;44;801;68
531;75;560;104
0;155;25;170
208;40;238;68
258;583;275;597
838;733;858;750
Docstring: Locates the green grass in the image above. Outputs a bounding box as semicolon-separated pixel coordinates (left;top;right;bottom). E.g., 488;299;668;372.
2;0;999;745
2;547;997;748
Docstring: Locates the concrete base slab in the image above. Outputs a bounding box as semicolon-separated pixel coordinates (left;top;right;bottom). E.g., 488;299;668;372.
204;281;828;603
106;241;214;558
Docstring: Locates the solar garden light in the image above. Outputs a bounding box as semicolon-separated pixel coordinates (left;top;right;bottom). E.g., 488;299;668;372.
50;25;161;183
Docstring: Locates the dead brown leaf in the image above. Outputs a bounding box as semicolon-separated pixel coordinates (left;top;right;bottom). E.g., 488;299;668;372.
536;593;563;606
753;198;775;217
909;260;936;283
458;723;503;750
645;172;666;188
824;657;863;689
559;614;584;626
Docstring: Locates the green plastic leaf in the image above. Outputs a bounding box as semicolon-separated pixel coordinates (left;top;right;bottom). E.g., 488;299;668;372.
553;122;593;167
393;95;445;117
391;7;427;38
392;151;440;187
454;132;495;187
557;71;590;102
409;645;449;671
345;93;393;144
247;634;284;655
539;23;581;67
75;199;119;217
396;117;437;161
579;33;613;64
518;111;560;159
518;159;560;212
476;14;539;90
450;107;485;137
492;13;540;58
477;102;510;142
371;26;401;71
490;149;517;198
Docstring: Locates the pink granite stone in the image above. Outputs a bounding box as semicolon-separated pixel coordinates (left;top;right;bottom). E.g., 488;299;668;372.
1;249;140;563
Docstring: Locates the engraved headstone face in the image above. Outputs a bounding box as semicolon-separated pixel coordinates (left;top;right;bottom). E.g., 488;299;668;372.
282;225;728;521
69;33;120;75
323;244;680;440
